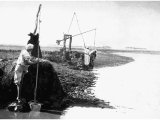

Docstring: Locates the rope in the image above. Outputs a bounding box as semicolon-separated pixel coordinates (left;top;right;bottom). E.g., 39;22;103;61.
67;12;75;34
67;12;96;49
74;13;86;48
94;28;96;49
34;4;41;103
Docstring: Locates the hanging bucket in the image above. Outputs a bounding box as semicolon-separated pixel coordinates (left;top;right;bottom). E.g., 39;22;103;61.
29;101;42;111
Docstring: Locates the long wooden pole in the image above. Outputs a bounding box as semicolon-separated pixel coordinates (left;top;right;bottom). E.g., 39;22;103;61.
56;28;96;43
34;4;42;35
34;4;41;103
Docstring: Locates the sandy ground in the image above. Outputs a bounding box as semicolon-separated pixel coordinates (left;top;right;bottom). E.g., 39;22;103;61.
61;53;160;119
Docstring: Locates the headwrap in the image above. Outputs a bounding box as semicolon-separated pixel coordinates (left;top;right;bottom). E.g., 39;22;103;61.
25;44;34;50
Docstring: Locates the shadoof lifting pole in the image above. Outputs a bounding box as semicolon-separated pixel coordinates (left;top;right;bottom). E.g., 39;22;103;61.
29;4;42;111
56;28;96;61
56;28;95;50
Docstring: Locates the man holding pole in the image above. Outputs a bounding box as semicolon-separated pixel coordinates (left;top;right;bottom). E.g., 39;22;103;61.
14;44;39;102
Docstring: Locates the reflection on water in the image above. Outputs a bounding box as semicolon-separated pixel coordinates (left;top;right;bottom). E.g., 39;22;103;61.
0;109;61;119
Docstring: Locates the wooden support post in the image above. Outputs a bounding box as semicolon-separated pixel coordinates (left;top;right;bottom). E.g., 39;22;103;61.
69;35;72;52
63;35;67;61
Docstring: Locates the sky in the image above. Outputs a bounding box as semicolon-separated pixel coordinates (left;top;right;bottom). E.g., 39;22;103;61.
0;1;160;50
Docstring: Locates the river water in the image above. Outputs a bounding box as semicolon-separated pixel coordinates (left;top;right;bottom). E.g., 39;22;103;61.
61;52;160;119
1;52;160;119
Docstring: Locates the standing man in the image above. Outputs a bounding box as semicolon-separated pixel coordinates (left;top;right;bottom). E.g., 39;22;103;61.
84;47;97;69
84;47;91;66
14;44;38;101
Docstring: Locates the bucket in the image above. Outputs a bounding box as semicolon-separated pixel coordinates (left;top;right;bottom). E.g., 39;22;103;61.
29;102;42;111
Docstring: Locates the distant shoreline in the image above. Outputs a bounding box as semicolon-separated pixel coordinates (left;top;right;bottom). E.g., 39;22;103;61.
0;44;160;55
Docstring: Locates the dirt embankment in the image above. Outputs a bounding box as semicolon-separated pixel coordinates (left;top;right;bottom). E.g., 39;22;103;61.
0;49;134;110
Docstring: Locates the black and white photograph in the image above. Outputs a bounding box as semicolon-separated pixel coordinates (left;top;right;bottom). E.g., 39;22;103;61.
0;1;160;119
